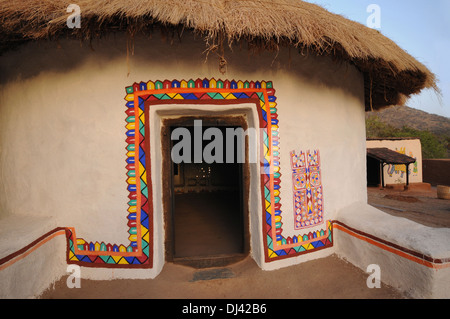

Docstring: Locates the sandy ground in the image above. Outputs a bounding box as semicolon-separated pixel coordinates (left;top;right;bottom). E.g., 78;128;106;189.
40;254;402;300
40;187;449;300
367;186;450;228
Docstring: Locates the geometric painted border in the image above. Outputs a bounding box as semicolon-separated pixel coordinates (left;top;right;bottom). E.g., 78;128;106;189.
65;84;153;268
65;78;332;268
4;221;449;272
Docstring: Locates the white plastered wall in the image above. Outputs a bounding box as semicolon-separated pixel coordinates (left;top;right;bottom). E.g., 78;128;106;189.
0;32;366;283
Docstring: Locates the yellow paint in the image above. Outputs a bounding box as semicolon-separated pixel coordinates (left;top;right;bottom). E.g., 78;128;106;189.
139;162;147;183
268;249;276;258
141;225;150;241
225;93;237;99
126;176;136;184
119;245;127;253
263;144;269;156
127;177;136;185
146;81;155;90
69;251;79;261
125;122;135;130
112;255;122;263
172;93;184;100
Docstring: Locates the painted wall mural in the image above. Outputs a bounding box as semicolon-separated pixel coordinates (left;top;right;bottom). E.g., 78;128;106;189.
290;150;324;230
387;147;418;178
65;78;333;268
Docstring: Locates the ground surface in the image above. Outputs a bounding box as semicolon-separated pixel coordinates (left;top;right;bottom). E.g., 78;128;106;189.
40;254;402;299
40;187;449;300
367;186;450;228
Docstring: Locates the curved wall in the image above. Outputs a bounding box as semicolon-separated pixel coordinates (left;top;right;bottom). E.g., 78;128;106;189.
0;32;365;278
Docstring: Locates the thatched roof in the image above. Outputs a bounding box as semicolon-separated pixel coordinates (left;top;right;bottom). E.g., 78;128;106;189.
0;0;438;110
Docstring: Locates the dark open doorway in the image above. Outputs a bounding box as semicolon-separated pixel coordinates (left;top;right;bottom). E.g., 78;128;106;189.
161;117;250;268
367;155;381;187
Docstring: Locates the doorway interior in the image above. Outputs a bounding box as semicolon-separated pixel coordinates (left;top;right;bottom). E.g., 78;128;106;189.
162;117;250;268
367;155;381;187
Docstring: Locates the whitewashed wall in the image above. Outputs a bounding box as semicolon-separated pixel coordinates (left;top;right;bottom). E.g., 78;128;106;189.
0;32;366;280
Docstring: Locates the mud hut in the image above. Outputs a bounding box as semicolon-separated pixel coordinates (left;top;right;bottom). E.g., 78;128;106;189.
1;0;448;298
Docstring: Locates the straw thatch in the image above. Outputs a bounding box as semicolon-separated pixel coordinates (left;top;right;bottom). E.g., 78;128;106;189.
0;0;438;110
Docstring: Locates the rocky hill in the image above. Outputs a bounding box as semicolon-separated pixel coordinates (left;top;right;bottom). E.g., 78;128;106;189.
366;105;450;136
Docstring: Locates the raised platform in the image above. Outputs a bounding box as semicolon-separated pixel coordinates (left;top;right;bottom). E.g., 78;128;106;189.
335;202;450;298
0;215;67;298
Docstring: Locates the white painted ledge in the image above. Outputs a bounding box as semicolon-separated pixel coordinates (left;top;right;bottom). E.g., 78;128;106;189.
334;202;450;298
336;202;450;260
0;214;67;298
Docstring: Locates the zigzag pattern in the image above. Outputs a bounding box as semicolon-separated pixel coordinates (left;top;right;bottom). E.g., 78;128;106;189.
67;78;331;268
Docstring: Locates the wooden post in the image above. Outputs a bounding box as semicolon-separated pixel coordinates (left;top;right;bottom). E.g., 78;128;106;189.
406;163;410;187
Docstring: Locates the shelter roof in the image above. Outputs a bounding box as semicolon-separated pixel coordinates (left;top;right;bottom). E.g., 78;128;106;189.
367;147;416;165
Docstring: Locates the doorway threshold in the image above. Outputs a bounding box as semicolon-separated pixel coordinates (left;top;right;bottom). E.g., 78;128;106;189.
190;268;235;282
172;253;247;269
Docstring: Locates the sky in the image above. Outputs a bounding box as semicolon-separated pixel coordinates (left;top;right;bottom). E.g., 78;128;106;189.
303;0;450;118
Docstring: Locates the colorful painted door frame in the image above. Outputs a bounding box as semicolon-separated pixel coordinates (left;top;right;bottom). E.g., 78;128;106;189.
65;78;333;269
